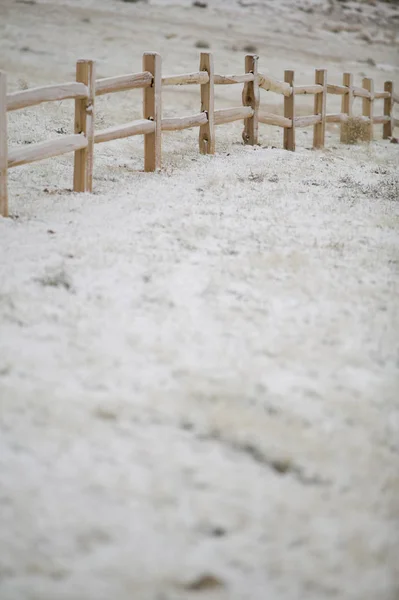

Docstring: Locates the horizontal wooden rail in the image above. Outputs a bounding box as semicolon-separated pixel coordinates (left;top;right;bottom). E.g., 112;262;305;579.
393;93;399;104
214;73;255;85
259;74;292;97
258;110;292;128
95;72;152;96
374;91;391;100
295;85;323;95
7;82;88;111
162;72;209;86
327;84;347;95
326;113;345;123
162;112;208;131
295;115;322;127
8;134;87;169
94;119;155;144
214;106;253;125
373;115;390;124
353;86;371;99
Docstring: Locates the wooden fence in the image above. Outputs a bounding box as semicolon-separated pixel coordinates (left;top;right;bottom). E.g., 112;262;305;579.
0;52;398;217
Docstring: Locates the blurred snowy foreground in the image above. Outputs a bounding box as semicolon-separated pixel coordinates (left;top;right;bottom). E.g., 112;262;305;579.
1;138;399;600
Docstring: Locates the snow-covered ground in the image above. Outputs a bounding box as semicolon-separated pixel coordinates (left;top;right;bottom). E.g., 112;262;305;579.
0;1;399;599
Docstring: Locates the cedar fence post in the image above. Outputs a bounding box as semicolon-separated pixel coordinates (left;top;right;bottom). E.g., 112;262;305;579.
0;71;8;217
340;72;353;143
362;77;374;142
242;53;259;145
73;59;95;192
313;68;327;149
283;70;295;151
143;52;162;171
199;52;215;154
383;81;393;139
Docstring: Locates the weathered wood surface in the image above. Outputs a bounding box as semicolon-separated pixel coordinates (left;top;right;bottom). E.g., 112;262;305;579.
374;91;391;100
327;84;347;95
326;113;345;123
353;85;371;99
143;53;162;172
242;54;259;145
313;69;326;148
340;72;353;143
362;77;374;141
95;119;155;144
8;134;87;169
295;114;322;128
214;106;253;125
383;81;393;139
162;72;209;86
96;72;152;96
295;84;323;95
284;71;295;150
7;82;88;111
214;73;255;85
199;52;215;154
162;113;208;131
373;115;390;124
258;111;292;128
259;74;292;97
74;60;95;193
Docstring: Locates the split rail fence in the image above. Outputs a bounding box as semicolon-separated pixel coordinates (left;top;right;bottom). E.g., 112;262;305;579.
0;52;398;217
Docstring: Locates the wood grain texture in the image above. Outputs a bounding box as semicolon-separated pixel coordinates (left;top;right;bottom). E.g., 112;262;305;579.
162;113;207;131
259;74;292;97
362;77;374;142
383;81;393;139
295;85;323;95
8;134;87;168
258;111;292;128
340;72;353;143
283;70;295;151
73;60;95;192
96;72;152;96
313;69;327;148
162;72;209;86
327;84;347;95
214;73;254;85
7;82;88;111
242;54;259;145
94;120;155;144
143;53;162;171
199;52;215;155
295;114;322;128
214;106;253;125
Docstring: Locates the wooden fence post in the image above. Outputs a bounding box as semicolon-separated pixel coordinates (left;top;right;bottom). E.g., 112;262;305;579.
242;54;259;145
73;60;95;192
0;71;8;217
383;81;393;139
313;69;327;149
362;77;374;142
340;72;353;143
283;70;295;151
143;52;162;171
199;52;215;154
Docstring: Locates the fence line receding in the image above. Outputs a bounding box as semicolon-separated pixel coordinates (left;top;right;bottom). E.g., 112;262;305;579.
0;52;398;217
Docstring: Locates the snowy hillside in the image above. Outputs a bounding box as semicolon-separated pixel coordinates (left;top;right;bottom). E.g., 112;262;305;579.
0;1;399;599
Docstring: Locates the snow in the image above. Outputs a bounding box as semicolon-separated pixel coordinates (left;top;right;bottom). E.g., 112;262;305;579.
1;0;399;599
